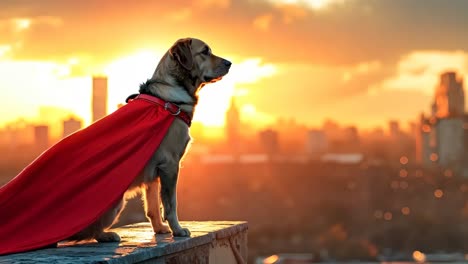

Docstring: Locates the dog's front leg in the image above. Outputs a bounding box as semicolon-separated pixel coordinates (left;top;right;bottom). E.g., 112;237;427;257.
160;164;191;237
143;179;171;234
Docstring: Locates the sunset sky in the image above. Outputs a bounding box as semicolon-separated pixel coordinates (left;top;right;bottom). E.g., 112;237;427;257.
1;0;468;134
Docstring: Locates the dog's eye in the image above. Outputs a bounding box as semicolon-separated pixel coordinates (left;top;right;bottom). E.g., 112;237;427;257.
202;47;210;55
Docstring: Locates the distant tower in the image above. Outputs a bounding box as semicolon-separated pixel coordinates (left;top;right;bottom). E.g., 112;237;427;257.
434;71;465;118
226;97;240;148
34;125;49;151
344;126;359;143
92;76;108;122
416;113;435;165
306;129;328;155
416;71;466;170
259;129;279;155
63;117;82;138
388;120;400;138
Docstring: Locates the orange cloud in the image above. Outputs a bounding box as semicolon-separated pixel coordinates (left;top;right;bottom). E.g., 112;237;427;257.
266;0;347;11
253;14;274;31
0;16;62;32
167;8;192;22
277;4;308;24
377;50;468;94
196;0;230;9
342;61;382;83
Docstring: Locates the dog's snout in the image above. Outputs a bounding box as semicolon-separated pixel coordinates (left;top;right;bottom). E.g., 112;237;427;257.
223;59;232;67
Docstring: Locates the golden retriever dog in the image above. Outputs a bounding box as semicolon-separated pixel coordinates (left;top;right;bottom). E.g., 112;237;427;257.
69;38;231;242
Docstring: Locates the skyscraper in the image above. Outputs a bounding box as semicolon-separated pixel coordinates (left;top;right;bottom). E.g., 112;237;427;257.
92;76;108;122
417;71;466;170
34;125;49;151
226;97;240;149
259;129;279;155
388;120;400;138
306;129;328;155
434;71;464;118
63;117;82;138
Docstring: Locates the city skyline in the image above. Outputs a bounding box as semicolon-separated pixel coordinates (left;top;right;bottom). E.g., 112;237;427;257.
0;85;419;144
1;1;468;130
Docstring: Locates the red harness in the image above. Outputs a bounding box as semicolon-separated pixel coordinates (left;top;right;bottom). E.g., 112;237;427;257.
132;94;192;127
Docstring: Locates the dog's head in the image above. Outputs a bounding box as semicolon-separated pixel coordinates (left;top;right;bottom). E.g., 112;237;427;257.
147;38;231;103
169;38;231;84
164;38;230;90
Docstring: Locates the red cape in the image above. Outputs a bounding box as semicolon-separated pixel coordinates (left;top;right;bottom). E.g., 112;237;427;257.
0;97;176;255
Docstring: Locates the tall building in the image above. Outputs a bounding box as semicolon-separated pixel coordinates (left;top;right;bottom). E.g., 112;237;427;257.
259;129;279;155
306;129;328;155
417;71;466;170
63;117;82;138
34;125;49;151
388;120;400;138
92;76;108;122
434;71;464;118
415;113;434;164
437;118;464;166
225;98;240;148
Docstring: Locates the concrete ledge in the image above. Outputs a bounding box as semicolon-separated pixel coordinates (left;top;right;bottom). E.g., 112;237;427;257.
0;221;248;264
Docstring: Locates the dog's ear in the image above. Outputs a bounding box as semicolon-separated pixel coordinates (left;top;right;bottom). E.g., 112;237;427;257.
169;39;193;71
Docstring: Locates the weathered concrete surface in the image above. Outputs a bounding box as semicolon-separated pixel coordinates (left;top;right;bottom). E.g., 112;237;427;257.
0;221;248;264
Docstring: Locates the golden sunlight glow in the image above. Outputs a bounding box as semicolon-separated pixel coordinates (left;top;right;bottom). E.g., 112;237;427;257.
103;53;277;129
0;45;11;57
308;0;334;9
194;58;277;127
13;18;31;31
68;57;79;65
103;50;162;114
268;0;344;10
0;60;89;128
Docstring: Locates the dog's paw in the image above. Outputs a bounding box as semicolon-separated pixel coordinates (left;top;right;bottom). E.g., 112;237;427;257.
96;231;121;243
172;227;191;237
153;223;172;234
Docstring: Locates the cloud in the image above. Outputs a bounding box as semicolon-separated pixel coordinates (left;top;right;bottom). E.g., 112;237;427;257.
265;0;348;11
376;50;468;95
1;1;468;66
226;58;277;84
277;4;308;24
0;16;63;59
195;0;230;9
342;60;381;83
32;16;63;27
167;8;192;22
253;14;274;31
0;16;62;31
256;0;345;25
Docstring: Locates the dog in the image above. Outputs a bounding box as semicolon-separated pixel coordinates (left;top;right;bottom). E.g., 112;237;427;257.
69;38;231;242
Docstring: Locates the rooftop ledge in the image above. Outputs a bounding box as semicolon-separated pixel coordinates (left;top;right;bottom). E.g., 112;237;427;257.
0;221;248;264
